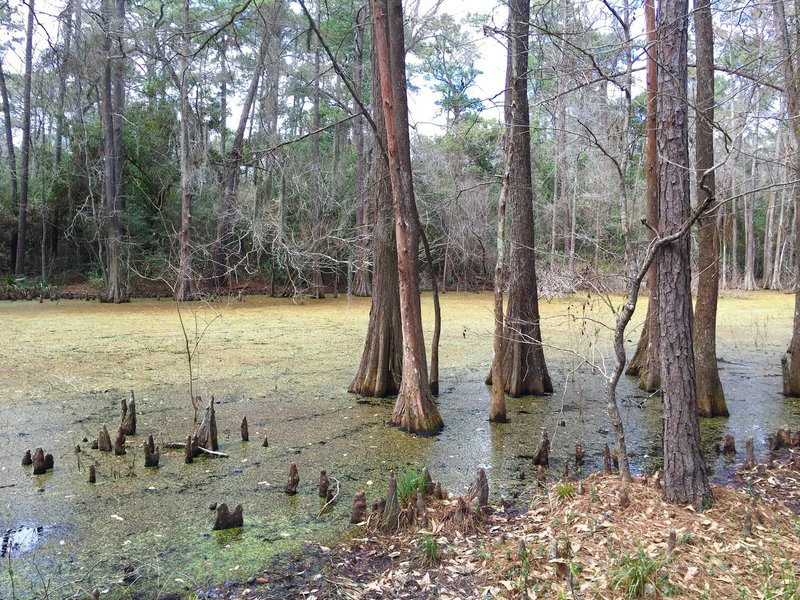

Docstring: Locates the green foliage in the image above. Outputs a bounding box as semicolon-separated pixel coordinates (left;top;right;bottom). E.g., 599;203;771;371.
396;465;425;505
420;533;440;567
554;480;576;501
611;547;666;599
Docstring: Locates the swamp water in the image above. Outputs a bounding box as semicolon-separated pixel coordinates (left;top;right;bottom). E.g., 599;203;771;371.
0;291;798;598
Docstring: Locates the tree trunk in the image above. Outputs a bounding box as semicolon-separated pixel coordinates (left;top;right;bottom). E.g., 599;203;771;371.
349;55;402;397
774;0;800;395
0;59;19;272
492;0;552;398
15;0;35;276
309;0;325;299
657;0;712;506
693;0;727;417
176;0;195;301
626;0;660;392
351;6;372;298
371;0;443;435
743;108;759;291
213;32;267;288
762;125;782;288
100;0;128;303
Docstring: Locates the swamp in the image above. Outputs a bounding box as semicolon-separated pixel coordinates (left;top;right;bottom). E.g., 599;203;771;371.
1;290;798;598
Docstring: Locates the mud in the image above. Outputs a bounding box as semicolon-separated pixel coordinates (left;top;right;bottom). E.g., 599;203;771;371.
0;291;797;597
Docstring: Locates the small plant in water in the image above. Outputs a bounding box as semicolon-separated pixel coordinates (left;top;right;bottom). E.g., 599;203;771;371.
420;533;440;566
611;546;665;599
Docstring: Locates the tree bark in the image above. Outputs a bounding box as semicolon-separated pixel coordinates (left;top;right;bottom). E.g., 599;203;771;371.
176;0;195;301
309;0;325;299
351;6;372;298
99;0;128;303
774;0;800;395
212;30;267;288
762;125;782;288
657;0;712;506
0;59;19;272
626;0;660;392
15;0;35;276
693;0;728;417
371;0;442;434
490;0;552;398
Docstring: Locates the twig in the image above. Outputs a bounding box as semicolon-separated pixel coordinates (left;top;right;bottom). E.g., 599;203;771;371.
317;477;340;517
162;442;229;458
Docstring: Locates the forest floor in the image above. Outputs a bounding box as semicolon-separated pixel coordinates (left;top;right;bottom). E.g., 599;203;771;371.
197;447;800;600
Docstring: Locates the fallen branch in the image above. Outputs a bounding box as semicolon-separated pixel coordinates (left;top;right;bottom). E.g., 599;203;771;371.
162;442;229;458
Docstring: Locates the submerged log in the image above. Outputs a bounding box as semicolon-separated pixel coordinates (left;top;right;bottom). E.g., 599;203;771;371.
241;417;249;442
467;467;489;507
88;464;96;483
113;427;126;456
351;491;367;523
212;503;243;530
22;449;32;466
32;448;46;475
195;396;218;451
745;436;755;470
532;428;550;466
120;391;136;435
144;434;160;468
98;425;112;452
603;443;612;474
184;435;194;464
285;463;299;495
318;470;329;499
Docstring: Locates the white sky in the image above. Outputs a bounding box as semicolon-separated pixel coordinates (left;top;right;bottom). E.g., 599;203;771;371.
408;0;508;136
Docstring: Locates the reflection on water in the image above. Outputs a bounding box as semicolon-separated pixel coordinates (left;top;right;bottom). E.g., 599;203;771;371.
0;291;797;596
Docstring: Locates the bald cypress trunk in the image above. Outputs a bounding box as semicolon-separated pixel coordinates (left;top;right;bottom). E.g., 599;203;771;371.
370;0;442;434
693;0;727;417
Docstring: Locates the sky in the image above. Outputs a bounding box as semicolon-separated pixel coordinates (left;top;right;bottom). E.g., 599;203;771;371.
407;0;508;136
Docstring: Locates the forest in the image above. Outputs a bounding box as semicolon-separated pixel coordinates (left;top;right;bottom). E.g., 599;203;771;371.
2;0;800;597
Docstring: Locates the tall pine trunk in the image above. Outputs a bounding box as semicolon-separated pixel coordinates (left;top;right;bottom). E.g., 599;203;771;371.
657;0;712;506
15;0;35;276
